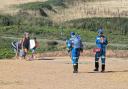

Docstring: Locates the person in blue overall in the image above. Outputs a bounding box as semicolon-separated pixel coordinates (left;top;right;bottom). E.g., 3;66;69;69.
94;29;108;72
67;32;83;73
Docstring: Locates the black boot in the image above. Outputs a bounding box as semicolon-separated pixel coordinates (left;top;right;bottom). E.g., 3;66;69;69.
73;65;75;73
73;65;77;73
101;65;105;72
76;63;78;73
94;62;99;71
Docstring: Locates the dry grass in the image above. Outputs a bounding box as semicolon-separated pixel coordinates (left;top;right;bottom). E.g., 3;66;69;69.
0;0;128;22
1;0;128;22
49;0;128;22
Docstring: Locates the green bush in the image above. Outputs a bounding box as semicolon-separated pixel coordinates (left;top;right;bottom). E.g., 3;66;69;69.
0;15;15;26
0;38;15;59
17;0;66;10
63;17;128;43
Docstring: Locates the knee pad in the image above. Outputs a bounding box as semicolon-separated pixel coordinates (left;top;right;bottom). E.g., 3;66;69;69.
101;55;105;59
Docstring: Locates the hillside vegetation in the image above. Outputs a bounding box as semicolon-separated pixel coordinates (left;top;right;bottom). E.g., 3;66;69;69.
0;0;128;59
0;0;128;43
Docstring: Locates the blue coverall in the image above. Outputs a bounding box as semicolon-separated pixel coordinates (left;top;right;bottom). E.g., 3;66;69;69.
67;36;82;65
95;35;108;64
67;35;83;73
94;34;108;72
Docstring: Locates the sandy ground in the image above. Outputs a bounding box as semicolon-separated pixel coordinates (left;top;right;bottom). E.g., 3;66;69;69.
0;56;128;89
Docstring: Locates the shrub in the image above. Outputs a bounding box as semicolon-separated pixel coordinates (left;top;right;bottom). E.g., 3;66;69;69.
0;38;15;59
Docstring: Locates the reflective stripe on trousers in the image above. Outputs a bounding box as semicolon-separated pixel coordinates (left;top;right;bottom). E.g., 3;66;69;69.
95;49;106;64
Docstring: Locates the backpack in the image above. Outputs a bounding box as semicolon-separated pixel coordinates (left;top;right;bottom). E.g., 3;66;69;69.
73;36;83;49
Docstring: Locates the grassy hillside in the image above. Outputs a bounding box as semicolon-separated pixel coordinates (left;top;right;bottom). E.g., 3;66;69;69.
64;17;128;35
63;17;128;44
16;0;66;11
0;0;128;44
13;0;128;23
0;0;128;59
0;14;128;43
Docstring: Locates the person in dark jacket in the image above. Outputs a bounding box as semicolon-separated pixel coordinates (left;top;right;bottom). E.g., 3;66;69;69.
21;32;30;59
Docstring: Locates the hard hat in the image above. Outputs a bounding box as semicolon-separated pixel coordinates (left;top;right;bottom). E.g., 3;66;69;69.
70;32;75;36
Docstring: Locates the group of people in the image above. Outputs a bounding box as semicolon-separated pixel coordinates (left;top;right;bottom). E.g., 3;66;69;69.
12;27;108;73
12;32;39;60
66;28;108;73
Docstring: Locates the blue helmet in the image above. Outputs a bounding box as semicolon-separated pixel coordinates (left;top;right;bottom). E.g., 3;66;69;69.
98;29;104;35
70;32;75;37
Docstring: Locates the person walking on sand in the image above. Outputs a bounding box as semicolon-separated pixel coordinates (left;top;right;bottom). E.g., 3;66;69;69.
93;28;108;72
67;32;83;73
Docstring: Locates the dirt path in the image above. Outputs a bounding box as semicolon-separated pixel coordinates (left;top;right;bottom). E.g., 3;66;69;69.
0;56;128;89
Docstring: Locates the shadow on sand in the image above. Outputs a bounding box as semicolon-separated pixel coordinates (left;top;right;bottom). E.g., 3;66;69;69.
37;57;55;60
79;70;128;74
